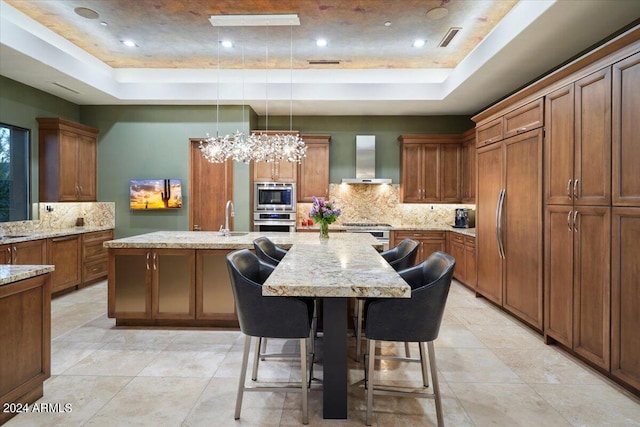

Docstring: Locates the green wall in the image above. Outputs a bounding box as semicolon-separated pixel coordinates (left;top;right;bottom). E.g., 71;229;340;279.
0;76;80;216
261;115;473;183
0;77;473;237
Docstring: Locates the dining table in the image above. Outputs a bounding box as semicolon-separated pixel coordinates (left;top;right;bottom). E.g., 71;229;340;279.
262;234;411;419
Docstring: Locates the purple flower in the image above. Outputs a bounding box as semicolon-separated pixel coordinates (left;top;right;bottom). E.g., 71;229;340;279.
308;196;341;225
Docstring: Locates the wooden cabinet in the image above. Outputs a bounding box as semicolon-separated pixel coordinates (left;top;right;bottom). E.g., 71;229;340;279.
108;248;242;326
108;248;198;324
477;129;543;330
503;98;544;139
0;273;51;425
611;207;640;389
37;118;98;202
48;235;82;293
82;230;113;284
298;134;330;202
253;160;297;182
544;205;611;369
460;129;476;203
544;84;575;205
0;239;46;265
476;117;503;147
392;230;446;264
398;135;460;203
612;52;640;207
449;232;476;289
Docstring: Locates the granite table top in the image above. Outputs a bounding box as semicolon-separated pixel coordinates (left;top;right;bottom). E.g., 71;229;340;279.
0;264;55;287
0;226;113;244
103;231;383;251
262;240;411;299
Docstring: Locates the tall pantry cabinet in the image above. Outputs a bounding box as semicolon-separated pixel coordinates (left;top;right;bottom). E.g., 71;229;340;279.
544;68;612;369
610;51;640;390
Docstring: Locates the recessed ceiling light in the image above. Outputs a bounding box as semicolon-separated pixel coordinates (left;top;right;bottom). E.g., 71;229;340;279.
74;7;99;19
412;39;426;48
100;21;108;27
121;40;137;48
426;7;448;20
220;40;234;48
384;21;391;27
316;39;328;47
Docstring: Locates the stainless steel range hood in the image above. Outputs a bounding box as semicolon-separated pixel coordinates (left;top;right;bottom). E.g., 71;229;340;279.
341;135;392;184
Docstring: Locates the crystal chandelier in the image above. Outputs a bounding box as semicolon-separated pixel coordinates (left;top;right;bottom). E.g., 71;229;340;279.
200;23;306;164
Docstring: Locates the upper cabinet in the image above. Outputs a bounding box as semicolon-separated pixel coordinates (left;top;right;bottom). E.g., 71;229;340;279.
37;118;98;202
297;134;331;202
612;51;640;207
460;129;476;203
251;130;298;182
398;134;461;203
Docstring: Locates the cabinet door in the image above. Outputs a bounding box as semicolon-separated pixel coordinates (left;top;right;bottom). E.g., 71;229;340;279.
461;136;476;203
108;249;151;319
253;161;275;182
611;207;640;389
152;249;195;319
449;237;466;283
275;160;297;182
13;240;46;265
612;52;640;207
440;144;461;202
503;130;543;329
59;131;80;201
76;135;96;201
196;250;238;324
464;237;477;288
421;145;440;202
544;205;575;347
574;68;611;206
49;235;82;293
0;244;10;263
400;144;424;202
298;140;330;202
418;237;446;263
573;206;611;369
476;143;504;305
545;84;575;205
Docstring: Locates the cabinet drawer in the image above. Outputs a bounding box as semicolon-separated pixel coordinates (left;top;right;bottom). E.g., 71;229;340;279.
83;259;108;282
395;230;445;240
503;98;543;138
450;233;465;245
476;118;503;147
83;241;108;260
464;236;476;248
84;229;113;243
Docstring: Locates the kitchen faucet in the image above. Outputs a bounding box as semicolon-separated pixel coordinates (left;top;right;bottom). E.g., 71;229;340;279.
221;200;234;236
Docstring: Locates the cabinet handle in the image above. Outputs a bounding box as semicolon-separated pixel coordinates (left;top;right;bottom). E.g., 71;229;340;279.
146;252;150;270
12;246;17;263
567;210;572;231
516;127;527;133
573;179;579;198
153;252;157;270
7;247;12;264
496;189;506;259
566;179;572;198
486;138;493;144
78;185;83;196
573;210;579;231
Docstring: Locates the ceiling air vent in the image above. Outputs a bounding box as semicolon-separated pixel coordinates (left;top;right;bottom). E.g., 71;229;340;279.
308;59;341;65
439;27;461;47
52;82;80;94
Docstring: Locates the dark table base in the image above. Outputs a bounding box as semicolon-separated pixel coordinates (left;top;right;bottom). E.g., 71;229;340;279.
322;297;348;419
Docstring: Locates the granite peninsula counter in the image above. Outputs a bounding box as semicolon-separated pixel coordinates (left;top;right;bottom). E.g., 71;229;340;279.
104;231;383;327
1;265;54;424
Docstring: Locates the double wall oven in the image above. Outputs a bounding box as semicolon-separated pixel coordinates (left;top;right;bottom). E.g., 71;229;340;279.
253;182;296;232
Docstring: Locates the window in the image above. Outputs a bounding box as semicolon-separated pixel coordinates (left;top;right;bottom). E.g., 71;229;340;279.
0;123;30;221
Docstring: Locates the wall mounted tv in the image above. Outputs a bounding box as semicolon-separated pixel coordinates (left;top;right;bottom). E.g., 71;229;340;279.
130;179;183;210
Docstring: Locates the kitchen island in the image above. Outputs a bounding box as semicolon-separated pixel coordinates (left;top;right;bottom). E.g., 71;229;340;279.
0;265;54;425
105;231;382;327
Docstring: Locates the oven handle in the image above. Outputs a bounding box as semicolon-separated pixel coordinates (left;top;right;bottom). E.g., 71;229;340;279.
253;221;297;226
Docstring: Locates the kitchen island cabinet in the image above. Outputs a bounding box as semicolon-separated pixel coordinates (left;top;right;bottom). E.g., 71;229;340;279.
0;239;46;265
106;231;382;327
0;266;54;425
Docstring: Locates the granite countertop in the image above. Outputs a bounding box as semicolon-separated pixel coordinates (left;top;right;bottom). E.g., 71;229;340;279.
298;224;476;238
0;264;55;286
263;242;411;298
0;226;114;244
104;231;383;250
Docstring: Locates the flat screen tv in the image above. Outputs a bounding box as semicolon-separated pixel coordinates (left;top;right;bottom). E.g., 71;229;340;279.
130;179;183;210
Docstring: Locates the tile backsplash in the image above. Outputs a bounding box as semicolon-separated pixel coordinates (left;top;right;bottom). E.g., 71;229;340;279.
297;184;474;227
0;202;115;235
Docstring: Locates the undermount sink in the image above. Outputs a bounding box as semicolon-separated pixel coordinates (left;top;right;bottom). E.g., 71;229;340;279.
222;232;248;237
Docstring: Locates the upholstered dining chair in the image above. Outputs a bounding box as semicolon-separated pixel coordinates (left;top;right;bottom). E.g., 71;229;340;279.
363;251;455;427
253;236;288;267
226;249;314;425
354;238;420;361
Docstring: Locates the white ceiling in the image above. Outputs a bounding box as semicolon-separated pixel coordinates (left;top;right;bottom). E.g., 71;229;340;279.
1;0;639;116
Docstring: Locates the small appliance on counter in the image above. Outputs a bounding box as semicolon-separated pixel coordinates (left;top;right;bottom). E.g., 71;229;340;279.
454;208;475;228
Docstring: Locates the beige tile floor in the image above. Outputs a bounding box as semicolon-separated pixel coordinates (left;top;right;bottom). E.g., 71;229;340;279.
6;280;640;426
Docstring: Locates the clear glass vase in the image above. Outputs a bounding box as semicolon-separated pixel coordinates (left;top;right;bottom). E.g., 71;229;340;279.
319;221;329;239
